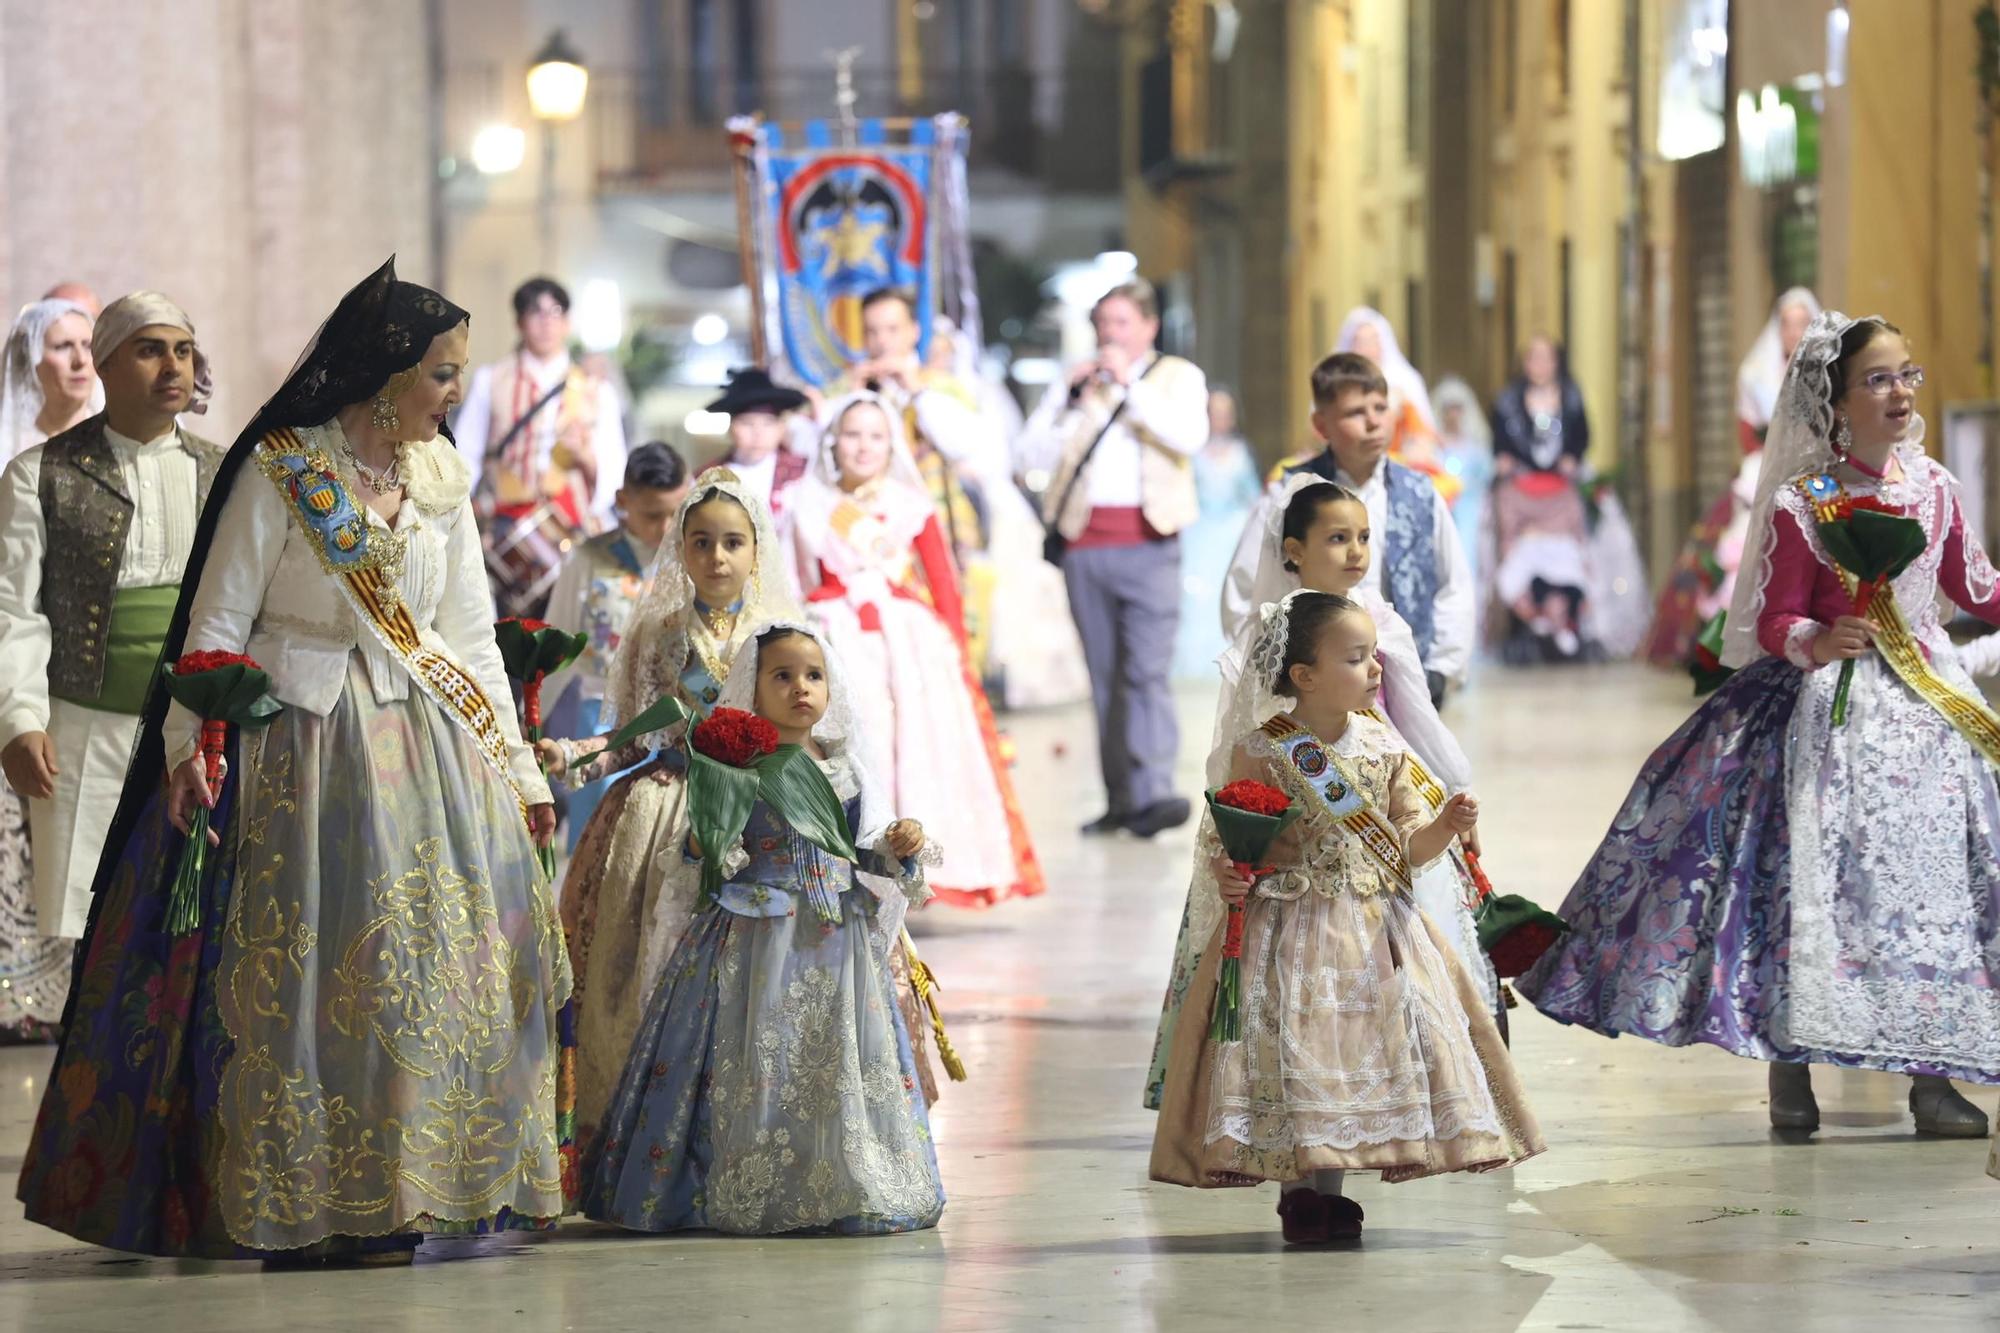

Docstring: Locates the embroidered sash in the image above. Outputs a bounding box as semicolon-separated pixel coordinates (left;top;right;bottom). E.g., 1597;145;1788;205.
1360;707;1486;908
1794;471;2000;769
256;428;526;807
1364;709;1448;809
1261;715;1413;892
1852;579;2000;767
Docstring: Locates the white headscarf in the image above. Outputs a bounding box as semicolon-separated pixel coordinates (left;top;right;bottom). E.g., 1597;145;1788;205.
1431;376;1491;453
783;390;937;589
1335;306;1437;433
93;291;213;415
0;298;99;460
1736;287;1823;433
598;469;801;746
1722;309;1910;668
709;615;923;949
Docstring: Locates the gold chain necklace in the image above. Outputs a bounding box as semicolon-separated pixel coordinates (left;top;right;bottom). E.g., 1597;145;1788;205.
699;603;738;640
685;596;746;695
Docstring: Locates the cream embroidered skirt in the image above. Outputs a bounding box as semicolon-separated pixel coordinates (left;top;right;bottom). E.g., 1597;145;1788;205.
1151;886;1543;1187
214;656;571;1250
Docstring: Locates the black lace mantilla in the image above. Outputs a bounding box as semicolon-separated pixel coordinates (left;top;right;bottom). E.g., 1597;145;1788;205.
260;258;469;434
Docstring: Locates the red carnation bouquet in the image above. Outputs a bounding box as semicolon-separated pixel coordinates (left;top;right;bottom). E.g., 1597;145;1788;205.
1812;494;1925;726
1464;848;1569;978
494;617;588;877
1688;611;1733;698
691;709;781;767
160;651;284;935
1203;780;1303;1041
609;700;863;901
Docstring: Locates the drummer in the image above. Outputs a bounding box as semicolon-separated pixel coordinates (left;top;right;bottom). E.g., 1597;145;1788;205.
455;276;628;610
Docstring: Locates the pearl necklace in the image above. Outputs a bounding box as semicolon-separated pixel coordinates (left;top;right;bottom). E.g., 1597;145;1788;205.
343;442;404;494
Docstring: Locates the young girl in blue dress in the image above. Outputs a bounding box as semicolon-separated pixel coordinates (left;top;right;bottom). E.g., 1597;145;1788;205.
581;619;945;1234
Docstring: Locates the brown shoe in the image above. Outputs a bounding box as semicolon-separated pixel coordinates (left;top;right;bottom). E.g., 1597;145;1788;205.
1322;1193;1364;1240
1277;1189;1333;1244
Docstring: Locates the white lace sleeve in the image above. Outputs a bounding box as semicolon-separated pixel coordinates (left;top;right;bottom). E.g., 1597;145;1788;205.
1957;632;2000;678
857;834;931;958
1942;463;2000;608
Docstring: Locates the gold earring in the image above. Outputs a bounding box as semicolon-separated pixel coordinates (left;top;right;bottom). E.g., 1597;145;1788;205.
372;396;399;434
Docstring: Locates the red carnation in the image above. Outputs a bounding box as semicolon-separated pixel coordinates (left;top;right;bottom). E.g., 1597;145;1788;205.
174;650;262;676
1845;496;1900;516
691;708;782;769
499;616;552;634
1488;921;1563;979
1215;779;1291;819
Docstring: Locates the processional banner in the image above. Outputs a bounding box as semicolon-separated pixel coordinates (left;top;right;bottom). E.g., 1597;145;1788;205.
729;113;980;389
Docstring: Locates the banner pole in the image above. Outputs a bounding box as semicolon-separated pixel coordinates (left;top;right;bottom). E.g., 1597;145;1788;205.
728;118;768;366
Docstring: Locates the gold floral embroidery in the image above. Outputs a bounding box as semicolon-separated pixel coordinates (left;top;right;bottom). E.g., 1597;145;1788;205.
694;920;940;1232
330;838;523;1077
235;746;296;853
253;429;408;586
216;719;564;1247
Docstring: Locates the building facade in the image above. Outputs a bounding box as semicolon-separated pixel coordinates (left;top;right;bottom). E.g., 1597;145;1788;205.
0;0;439;435
1126;0;2000;581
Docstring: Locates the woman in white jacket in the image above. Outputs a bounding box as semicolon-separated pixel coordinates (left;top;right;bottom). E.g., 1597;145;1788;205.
16;260;570;1264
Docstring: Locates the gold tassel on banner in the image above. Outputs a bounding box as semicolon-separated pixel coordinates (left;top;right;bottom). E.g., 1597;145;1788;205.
900;928;967;1083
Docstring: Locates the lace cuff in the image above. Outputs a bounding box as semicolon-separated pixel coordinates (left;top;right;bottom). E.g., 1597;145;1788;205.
867;832;937;905
682;834;751;879
1782;619;1822;670
1253;869;1312;902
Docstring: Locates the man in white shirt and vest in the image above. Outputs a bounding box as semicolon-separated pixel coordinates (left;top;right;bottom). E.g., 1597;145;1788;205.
0;293;223;941
1017;279;1209;836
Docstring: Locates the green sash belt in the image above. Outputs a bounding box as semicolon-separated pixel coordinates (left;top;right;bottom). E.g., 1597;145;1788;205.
52;584;179;715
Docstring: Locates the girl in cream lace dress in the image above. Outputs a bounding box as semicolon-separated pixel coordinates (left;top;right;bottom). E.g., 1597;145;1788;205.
1149;592;1541;1243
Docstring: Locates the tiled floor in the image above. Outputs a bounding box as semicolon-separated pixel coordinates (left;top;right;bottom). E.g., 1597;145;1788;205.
4;664;1998;1331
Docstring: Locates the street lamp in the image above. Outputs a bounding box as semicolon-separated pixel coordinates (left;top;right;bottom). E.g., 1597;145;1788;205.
527;30;589;121
471;123;527;175
527;29;589;268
